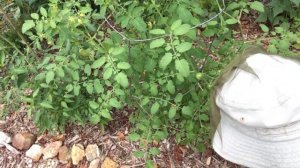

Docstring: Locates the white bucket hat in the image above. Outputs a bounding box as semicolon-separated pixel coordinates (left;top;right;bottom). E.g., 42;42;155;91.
211;48;300;168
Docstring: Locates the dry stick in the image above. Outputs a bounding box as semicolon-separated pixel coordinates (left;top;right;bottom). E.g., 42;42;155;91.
0;6;38;57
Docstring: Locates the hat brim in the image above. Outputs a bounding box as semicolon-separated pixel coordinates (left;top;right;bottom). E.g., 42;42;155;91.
213;114;300;168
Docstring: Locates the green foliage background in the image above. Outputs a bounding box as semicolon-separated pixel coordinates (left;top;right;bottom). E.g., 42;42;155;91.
0;0;299;162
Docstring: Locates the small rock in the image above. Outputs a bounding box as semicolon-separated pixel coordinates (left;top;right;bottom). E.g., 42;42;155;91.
71;144;85;165
85;144;100;161
101;157;117;168
43;141;62;159
12;133;36;150
0;131;11;147
89;158;100;168
58;146;71;163
25;144;43;162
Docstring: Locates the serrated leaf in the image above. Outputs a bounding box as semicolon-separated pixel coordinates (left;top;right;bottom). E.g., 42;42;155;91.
89;101;99;109
174;93;183;103
168;106;177;119
250;1;264;12
182;106;192;116
159;53;173;70
90;114;100;124
166;80;175;94
176;42;192;53
103;67;113;79
109;98;122;109
115;72;129;88
56;67;65;77
86;83;94;94
46;71;55;84
149;147;160;155
94;79;104;93
117;62;131;69
151;102;160;114
101;109;112;119
150;38;165;48
171;20;182;31
73;85;80;96
31;13;39;19
173;24;191;35
91;57;106;69
259;24;269;33
149;29;166;35
128;133;140;141
175;59;190;77
40;7;47;17
22;20;35;33
40;101;53;109
84;64;91;76
133;151;144;158
225;18;238;25
111;47;125;56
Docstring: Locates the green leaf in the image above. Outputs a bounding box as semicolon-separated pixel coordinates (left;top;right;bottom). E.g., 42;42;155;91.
117;62;131;69
22;20;35;33
250;1;264;12
133;151;144;158
101;109;112;119
259;24;269;33
149;147;160;155
182;106;192;116
268;44;278;54
173;24;191;35
46;71;55;84
56;67;65;77
90;114;100;124
174;93;183;103
103;67;113;79
115;72;129;88
150;29;166;35
111;47;125;56
159;53;173;70
32;89;39;98
150;38;165;48
40;7;47;17
168;106;177;119
151;102;160;114
109;98;122;109
61;101;68;108
91;57;106;69
40;101;53;109
94;79;104;93
225;18;238;25
84;64;91;76
175;59;190;77
171;19;182;31
128;133;140;141
31;13;39;20
166;80;175;94
89;101;99;109
176;42;192;53
199;114;209;121
86;83;94;94
73;85;80;96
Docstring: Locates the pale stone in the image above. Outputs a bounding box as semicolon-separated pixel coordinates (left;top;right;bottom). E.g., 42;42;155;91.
43;141;62;159
25;144;43;162
0;131;11;147
85;144;100;161
71;144;85;165
88;158;100;168
58;146;71;163
12;133;36;150
101;157;117;168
